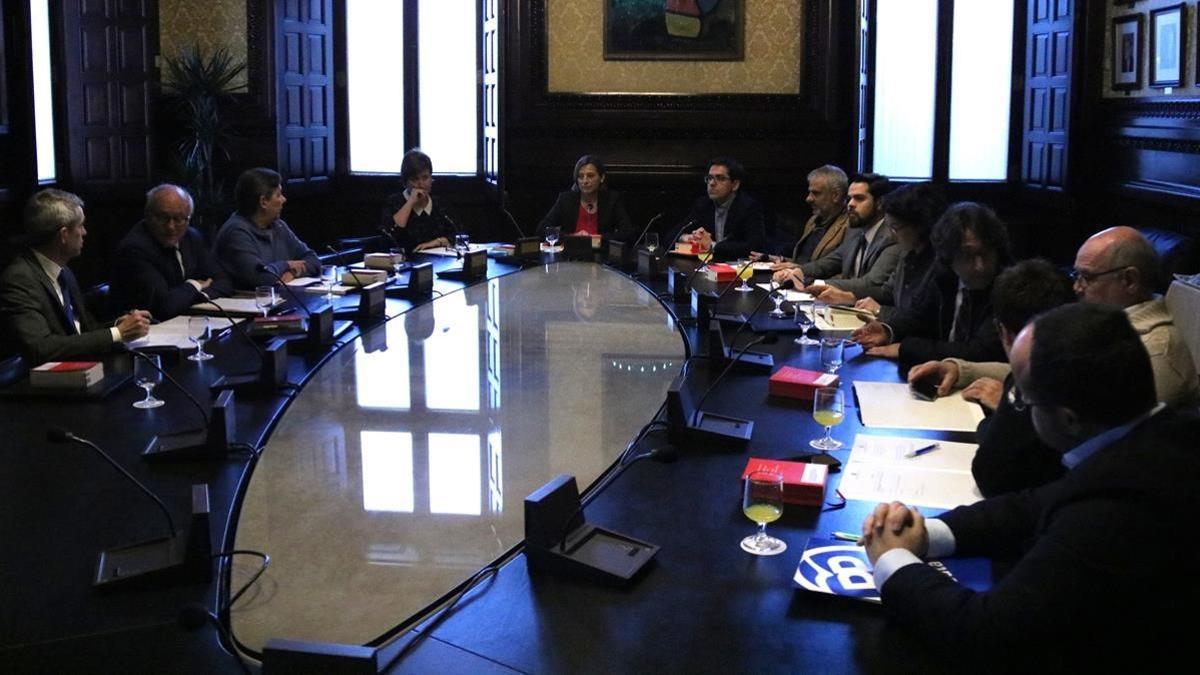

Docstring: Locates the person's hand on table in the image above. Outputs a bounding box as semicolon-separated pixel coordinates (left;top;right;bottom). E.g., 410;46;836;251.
962;377;1004;411
814;286;855;305
866;343;900;359
854;297;881;315
773;267;805;286
861;501;929;566
286;260;308;277
851;320;890;348
116;310;152;342
907;360;960;397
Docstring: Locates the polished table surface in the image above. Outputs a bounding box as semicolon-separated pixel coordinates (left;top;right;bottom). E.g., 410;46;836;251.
0;250;981;673
230;262;686;650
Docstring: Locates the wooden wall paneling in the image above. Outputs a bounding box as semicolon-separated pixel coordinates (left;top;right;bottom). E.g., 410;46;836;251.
502;0;856;241
275;0;334;193
1022;0;1073;190
59;0;157;195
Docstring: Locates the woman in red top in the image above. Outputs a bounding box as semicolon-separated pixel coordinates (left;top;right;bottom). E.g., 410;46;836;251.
536;155;635;242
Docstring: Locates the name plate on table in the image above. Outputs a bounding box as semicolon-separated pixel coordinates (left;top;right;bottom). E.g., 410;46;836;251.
637;249;663;278
516;237;542;260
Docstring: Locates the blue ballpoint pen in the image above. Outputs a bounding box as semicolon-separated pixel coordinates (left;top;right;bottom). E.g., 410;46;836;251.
904;443;939;458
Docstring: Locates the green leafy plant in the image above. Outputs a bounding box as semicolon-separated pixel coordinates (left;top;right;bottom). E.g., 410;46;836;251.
161;45;247;217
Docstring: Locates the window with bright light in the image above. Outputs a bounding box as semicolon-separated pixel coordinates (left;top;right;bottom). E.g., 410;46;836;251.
346;0;479;175
949;0;1014;180
31;0;57;182
424;295;480;411
347;1;405;173
872;0;937;180
356;338;411;410
418;0;478;174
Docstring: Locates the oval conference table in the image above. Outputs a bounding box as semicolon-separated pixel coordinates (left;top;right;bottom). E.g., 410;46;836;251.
0;252;984;673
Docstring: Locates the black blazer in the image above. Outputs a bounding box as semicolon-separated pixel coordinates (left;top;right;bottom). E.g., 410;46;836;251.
971;374;1065;498
112;222;234;320
0;250;115;363
677;192;766;261
884;261;1006;372
880;409;1200;670
536;190;634;241
381;194;460;251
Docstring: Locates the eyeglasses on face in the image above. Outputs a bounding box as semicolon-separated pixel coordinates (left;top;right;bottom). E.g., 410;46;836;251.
1069;266;1126;285
704;174;731;184
1007;383;1050;412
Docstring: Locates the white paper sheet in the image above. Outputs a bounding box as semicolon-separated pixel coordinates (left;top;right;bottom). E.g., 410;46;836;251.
286;276;320;287
189;296;284;316
754;283;813;303
854;381;985;432
128;315;242;350
837;434;982;509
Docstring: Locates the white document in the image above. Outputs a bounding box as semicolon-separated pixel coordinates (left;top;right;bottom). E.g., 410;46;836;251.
304;283;356;296
854;381;985;432
286;276;320;287
190;296;283;316
837;434;982;509
814;307;869;337
417;245;488;257
754;283;813;303
129;315;242;350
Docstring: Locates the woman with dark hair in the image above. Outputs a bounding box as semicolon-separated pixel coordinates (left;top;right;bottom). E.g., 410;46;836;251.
536;155;634;241
213;167;321;289
818;182;948;319
382;149;460;252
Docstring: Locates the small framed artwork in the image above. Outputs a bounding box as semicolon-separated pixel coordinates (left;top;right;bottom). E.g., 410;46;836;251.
1150;4;1186;88
1112;14;1144;91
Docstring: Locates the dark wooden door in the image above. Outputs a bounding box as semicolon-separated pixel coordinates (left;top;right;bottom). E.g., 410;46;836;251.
60;0;157;192
275;0;334;192
1022;0;1073;190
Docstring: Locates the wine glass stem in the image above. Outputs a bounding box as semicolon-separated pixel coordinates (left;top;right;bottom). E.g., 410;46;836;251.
756;522;768;544
143;386;154;404
823;425;833;447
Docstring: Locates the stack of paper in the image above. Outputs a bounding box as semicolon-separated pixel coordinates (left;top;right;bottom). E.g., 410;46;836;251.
129;315;241;349
836;434;982;509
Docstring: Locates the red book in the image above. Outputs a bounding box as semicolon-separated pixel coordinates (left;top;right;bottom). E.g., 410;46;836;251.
742;457;828;506
708;263;737;282
769;366;839;403
29;361;104;389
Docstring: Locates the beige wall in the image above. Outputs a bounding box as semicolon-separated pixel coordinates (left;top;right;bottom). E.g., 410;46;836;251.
160;0;249;87
547;0;803;95
1104;0;1198;98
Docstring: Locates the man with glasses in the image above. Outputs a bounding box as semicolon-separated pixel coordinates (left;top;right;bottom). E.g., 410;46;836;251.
0;189;151;363
859;303;1198;669
1070;226;1198;406
112;184;233;320
907;259;1076;497
773;172;899;298
676;157;765;261
851;202;1009;372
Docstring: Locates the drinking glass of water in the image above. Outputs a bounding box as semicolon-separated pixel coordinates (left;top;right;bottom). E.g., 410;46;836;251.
132;353;165;409
254;285;276;317
187;316;213;362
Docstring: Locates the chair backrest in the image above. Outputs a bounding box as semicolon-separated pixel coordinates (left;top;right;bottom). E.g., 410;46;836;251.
1140;227;1198;291
84;282;115;324
1165;280;1200;377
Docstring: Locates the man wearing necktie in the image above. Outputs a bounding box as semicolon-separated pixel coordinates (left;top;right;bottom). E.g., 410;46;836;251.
0;189;151;364
112;184;233;320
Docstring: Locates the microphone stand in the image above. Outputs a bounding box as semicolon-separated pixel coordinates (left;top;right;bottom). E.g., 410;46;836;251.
199;296;290;394
256;263;334;349
47;429;213;586
326;246;388;322
130;349;236;461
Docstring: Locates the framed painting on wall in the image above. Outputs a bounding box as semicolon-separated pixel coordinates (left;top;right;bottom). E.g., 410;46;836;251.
1150;3;1186;88
1112;13;1143;91
603;0;744;61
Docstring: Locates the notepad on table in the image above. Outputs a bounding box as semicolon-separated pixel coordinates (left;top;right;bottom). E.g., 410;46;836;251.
854;381;985;432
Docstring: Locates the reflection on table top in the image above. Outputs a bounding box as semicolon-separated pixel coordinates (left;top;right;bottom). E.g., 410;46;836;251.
231;262;686;650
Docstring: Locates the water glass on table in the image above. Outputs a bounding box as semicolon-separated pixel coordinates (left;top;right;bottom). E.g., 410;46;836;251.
187;316;213;362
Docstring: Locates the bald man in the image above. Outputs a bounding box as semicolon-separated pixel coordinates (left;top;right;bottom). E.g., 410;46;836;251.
1071;226;1198;406
112;184;233;320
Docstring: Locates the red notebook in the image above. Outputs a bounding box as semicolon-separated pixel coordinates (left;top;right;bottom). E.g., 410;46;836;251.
708;263;737;282
29;361;104;389
742;457;828;506
768;367;839;403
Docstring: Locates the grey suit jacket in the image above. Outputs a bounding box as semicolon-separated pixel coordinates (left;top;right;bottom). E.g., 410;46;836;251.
0;250;115;363
800;223;900;296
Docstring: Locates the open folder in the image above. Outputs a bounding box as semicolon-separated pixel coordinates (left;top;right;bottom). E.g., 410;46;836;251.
854;381;985;432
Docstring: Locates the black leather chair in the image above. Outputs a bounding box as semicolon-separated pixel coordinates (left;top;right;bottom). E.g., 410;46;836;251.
1139;227;1198;291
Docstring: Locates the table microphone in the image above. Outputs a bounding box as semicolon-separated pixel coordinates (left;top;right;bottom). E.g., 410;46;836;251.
711;258;759;304
632;212;665;249
556;445;679;552
255;263;314;318
47;428;177;538
501;190;528;239
689;332;776;427
193;294;267;362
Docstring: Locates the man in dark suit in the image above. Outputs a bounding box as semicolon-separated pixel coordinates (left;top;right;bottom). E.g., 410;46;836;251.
774;173;899;298
0;189;150;363
676;157;765;261
112;184;234;320
851;202;1008;372
861;303;1200;669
